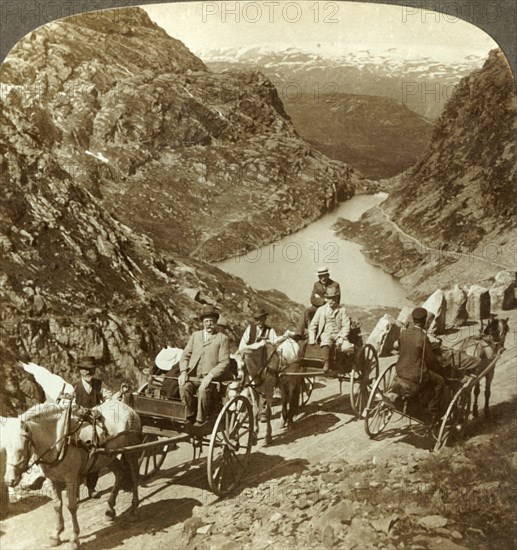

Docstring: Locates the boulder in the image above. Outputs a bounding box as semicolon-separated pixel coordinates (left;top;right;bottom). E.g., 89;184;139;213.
421;290;447;335
31;294;47;316
466;285;491;322
418;515;448;530
366;314;401;357
397;306;413;327
489;271;516;310
444;285;468;327
343;518;379;549
182;287;200;302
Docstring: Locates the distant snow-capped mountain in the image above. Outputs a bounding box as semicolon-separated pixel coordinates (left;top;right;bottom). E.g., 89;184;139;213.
198;46;486;120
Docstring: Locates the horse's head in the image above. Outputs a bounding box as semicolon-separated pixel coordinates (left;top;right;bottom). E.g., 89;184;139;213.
2;418;32;487
483;317;510;348
235;341;279;384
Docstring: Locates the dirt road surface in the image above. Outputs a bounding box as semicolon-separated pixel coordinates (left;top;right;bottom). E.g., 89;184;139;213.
1;310;515;550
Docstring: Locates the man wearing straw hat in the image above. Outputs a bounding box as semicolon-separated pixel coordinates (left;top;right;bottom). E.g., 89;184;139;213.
179;305;230;427
296;266;341;338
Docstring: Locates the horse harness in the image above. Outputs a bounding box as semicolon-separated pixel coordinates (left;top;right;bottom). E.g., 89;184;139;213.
242;342;299;396
9;405;111;479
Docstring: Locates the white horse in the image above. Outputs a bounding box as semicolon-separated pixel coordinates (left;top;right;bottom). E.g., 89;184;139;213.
2;400;141;549
21;362;74;402
235;337;301;445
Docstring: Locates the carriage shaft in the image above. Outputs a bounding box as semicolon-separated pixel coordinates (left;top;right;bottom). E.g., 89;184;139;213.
100;433;190;456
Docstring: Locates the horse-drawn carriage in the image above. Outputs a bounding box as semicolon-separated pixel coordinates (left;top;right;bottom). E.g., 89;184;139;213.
128;373;254;497
295;321;379;417
363;317;509;451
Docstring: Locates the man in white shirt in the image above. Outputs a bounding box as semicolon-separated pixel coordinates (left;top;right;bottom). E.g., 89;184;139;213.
239;309;278;350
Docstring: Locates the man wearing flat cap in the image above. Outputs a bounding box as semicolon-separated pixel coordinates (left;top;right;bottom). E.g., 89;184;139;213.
296;266;341;338
179;305;230;426
308;287;352;372
385;307;445;420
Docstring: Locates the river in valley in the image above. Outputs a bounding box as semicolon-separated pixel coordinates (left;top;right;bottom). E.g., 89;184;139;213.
217;193;412;309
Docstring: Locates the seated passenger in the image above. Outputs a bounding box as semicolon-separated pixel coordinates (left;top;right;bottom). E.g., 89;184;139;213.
296;266;341;338
179;305;230;427
384;307;445;421
308;287;352;372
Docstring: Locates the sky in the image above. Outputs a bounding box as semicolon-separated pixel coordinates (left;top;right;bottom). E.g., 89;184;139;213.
142;1;498;62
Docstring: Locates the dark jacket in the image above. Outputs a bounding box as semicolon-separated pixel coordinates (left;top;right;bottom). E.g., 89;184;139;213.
74;379;103;408
396;325;438;383
310;279;341;307
246;324;273;345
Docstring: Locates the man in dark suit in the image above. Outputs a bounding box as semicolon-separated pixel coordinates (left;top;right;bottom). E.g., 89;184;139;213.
296;266;341;337
74;356;112;499
179;305;230;426
385;307;444;420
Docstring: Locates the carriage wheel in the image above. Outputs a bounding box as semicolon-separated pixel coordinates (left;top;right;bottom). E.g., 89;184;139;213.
207;395;254;497
350;344;379;417
299;377;314;408
364;363;397;437
433;389;471;451
138;434;171;480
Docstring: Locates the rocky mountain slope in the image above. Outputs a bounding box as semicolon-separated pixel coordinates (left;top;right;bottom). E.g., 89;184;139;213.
283;92;433;179
2;8;367;414
0;91;304;414
385;49;516;248
1;9;362;265
335;49;517;297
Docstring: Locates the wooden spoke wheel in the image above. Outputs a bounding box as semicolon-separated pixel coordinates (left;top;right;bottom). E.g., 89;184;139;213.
207;395;254;497
350;344;379;417
299;377;314;408
364;363;397;437
433;388;471;451
138;434;171;480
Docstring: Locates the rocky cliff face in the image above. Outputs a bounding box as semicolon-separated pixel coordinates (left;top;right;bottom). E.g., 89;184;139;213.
1;8;360;265
385;49;516;251
283;93;433;179
0;99;303;414
2;8;365;414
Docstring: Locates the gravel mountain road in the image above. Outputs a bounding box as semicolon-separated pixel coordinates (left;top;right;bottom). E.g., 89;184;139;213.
1;310;515;550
